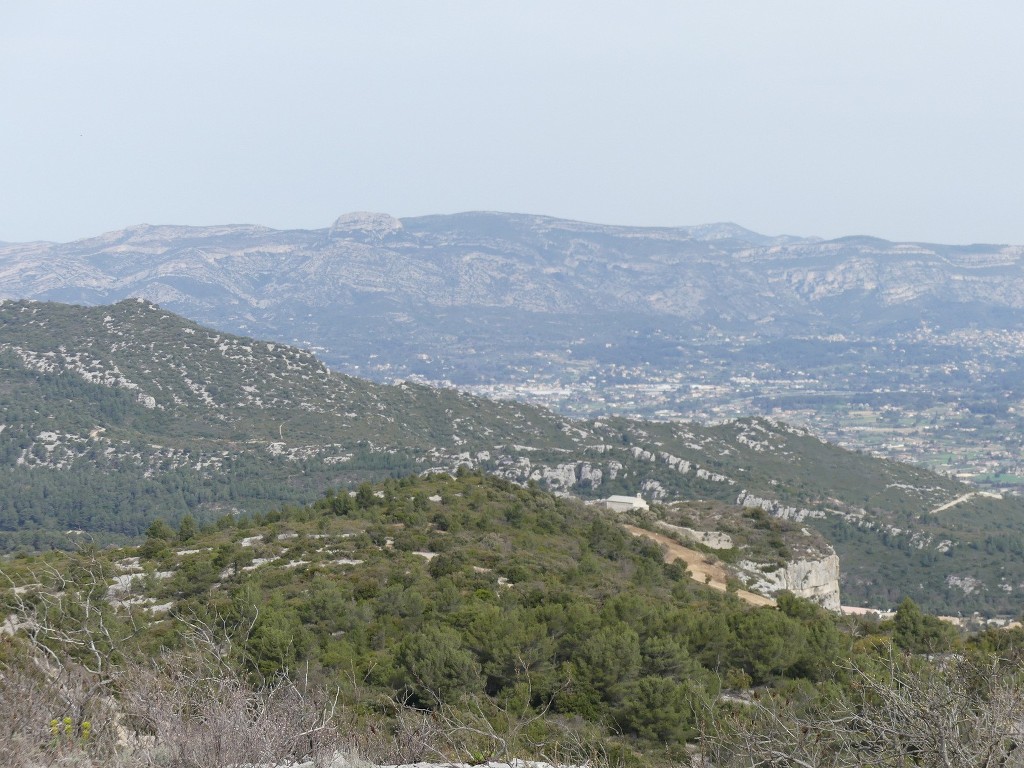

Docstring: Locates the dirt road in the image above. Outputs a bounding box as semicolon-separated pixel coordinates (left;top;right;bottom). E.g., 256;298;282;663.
624;524;776;608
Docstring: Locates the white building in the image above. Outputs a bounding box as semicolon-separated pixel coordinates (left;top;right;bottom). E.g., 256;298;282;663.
601;494;649;513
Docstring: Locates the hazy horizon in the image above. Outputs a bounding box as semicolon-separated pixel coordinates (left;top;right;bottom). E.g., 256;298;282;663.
3;2;1023;245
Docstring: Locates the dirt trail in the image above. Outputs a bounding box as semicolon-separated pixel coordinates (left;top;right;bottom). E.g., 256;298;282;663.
624;525;776;608
928;491;1002;514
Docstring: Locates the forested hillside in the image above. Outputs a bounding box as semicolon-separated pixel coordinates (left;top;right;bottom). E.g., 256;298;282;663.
4;472;997;767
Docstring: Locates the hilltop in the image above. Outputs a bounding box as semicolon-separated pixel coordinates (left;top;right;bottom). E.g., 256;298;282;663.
0;471;872;766
3;471;1005;767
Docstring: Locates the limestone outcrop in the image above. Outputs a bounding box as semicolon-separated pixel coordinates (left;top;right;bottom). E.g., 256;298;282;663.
738;552;842;612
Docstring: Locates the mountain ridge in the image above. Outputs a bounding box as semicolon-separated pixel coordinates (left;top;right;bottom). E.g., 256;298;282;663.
6;212;1024;350
0;215;1013;377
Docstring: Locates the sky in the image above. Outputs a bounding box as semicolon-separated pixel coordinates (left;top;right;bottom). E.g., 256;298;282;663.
2;2;1023;245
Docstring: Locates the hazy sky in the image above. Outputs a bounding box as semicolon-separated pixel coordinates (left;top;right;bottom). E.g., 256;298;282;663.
2;2;1023;244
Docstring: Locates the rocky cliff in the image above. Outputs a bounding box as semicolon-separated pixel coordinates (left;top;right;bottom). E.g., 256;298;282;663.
737;553;842;612
657;502;842;611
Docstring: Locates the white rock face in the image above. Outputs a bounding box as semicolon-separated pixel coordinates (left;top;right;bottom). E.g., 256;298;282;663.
737;490;826;521
696;467;734;484
578;462;602;488
329;212;403;237
739;553;842;612
946;573;984;595
640;478;666;499
658;521;734;550
529;462;578;489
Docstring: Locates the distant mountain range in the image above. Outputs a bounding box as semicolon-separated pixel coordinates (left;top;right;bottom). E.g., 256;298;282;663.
4;300;1024;614
3;211;1023;382
6;211;1024;488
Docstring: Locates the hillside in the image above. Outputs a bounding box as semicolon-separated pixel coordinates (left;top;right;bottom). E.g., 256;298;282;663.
2;472;1016;767
0;471;865;766
4;213;1024;486
3;300;1024;614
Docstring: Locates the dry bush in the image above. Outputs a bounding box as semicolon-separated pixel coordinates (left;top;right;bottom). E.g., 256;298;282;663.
1;554;131;767
702;650;1024;768
0;648;122;767
341;690;618;768
115;649;342;768
2;558;344;767
0;641;345;768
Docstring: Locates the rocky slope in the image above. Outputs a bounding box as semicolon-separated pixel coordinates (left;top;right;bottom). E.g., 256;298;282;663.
0;471;866;765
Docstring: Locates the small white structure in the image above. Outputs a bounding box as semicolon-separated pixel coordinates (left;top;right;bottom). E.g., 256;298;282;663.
602;494;649;513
